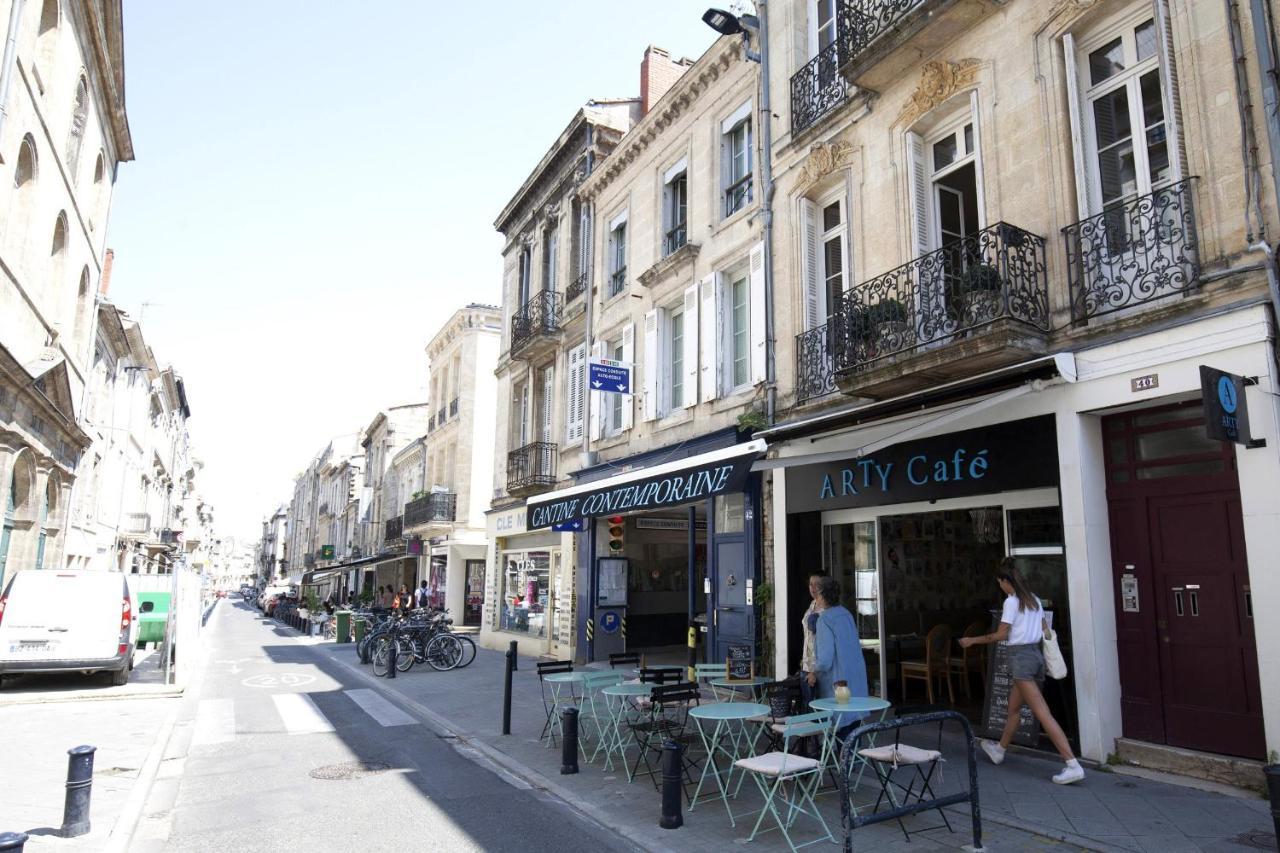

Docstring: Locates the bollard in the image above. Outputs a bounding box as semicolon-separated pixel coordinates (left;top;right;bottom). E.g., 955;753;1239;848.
560;707;579;775
0;832;29;851
386;638;396;679
659;739;684;829
508;640;518;672
501;643;515;735
60;745;96;838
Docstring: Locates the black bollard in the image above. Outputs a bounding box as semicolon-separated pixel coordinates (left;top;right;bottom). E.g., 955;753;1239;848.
560;707;579;775
386;638;396;679
1265;763;1280;842
60;745;96;838
659;740;684;829
508;640;518;672
501;643;514;735
0;832;29;851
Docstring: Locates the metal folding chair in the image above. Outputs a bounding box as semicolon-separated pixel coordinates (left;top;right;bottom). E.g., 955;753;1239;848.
734;711;835;853
579;670;624;762
856;704;952;841
608;652;641;670
536;660;574;744
628;681;701;794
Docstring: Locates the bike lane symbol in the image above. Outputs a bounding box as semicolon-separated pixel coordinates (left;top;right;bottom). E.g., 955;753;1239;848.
241;673;315;689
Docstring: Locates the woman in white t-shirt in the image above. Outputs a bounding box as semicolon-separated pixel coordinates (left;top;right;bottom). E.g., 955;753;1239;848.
959;559;1084;785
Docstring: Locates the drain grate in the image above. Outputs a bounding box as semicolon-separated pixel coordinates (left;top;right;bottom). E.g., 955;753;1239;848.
1230;830;1277;850
309;760;391;781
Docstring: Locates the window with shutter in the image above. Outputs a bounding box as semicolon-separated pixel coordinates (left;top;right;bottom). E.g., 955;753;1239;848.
620;324;635;431
699;274;720;403
589;341;604;442
681;284;699;409
643;310;659;421
566;344;586;443
800;199;822;330
749;242;766;385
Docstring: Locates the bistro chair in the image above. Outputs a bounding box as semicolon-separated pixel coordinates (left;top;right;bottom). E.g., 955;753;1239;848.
855;704;952;842
693;661;727;699
578;670;624;762
608;652;641;670
899;624;955;705
536;660;574;744
946;621;987;698
748;676;804;754
628;681;703;796
733;710;834;853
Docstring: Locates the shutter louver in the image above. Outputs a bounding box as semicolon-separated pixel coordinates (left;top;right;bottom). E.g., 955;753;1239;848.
621;323;635;431
749;241;766;385
682;284;699;409
643;310;659;421
800;199;821;329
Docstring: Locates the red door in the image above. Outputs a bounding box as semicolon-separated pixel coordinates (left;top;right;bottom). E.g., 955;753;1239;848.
1104;402;1264;759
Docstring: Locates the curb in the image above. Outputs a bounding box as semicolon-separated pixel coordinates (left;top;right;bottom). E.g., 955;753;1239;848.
0;685;184;706
100;691;183;853
324;649;672;853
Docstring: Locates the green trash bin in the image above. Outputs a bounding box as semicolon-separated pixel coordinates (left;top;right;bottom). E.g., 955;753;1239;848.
335;610;352;644
353;615;367;647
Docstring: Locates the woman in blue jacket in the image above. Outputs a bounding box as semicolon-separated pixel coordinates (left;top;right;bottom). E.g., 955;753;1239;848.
813;575;869;738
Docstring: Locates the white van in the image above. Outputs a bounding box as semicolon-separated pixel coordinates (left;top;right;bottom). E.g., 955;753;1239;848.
0;570;137;686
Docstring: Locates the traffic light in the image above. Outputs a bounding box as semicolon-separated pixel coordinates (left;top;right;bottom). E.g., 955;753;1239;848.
607;515;625;553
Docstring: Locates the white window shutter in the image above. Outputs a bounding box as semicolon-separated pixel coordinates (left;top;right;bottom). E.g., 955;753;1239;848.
699;273;720;403
621;322;635;431
968;91;987;228
589;341;604;442
1153;0;1187;181
749;241;767;385
800;199;821;329
642;309;659;421
566;344;585;444
682;283;699;409
1062;34;1092;220
541;365;554;441
905;131;930;257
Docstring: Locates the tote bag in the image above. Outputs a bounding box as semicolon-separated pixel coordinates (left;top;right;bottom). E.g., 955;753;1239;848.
1041;618;1067;679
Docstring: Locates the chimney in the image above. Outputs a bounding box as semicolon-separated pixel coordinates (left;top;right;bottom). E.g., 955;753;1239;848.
640;45;694;116
100;248;115;295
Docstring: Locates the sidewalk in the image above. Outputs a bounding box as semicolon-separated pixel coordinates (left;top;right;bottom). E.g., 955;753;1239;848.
0;647;182;707
315;640;1275;853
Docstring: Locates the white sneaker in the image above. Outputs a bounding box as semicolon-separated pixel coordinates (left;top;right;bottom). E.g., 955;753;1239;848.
1053;761;1086;785
980;739;1006;765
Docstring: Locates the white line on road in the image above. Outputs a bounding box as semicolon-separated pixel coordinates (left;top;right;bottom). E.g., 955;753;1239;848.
191;698;235;746
344;688;416;727
271;693;334;735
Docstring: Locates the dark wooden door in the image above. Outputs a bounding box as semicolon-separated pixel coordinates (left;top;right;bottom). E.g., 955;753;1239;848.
1104;402;1264;759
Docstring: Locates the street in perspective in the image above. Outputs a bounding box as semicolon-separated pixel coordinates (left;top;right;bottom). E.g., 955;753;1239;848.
3;0;1280;851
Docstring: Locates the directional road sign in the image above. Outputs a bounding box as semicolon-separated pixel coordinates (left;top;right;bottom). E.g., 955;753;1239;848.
589;358;632;395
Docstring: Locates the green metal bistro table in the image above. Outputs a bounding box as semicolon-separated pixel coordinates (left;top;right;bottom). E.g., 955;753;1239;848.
808;696;893;804
688;701;770;826
542;671;586;747
600;681;652;777
709;675;774;702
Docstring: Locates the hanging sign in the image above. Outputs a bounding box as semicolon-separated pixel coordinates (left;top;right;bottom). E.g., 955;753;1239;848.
1200;366;1262;447
589;359;632;395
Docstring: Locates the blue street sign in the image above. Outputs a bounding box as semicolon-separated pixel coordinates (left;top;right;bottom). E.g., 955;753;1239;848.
589;359;631;395
552;519;584;532
599;610;621;635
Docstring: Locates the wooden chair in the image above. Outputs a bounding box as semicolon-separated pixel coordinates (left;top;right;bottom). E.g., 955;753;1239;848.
946;621;987;698
899;624;955;704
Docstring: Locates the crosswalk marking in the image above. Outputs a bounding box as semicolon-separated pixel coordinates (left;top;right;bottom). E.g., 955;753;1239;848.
271;693;334;735
192;698;235;746
344;689;416;727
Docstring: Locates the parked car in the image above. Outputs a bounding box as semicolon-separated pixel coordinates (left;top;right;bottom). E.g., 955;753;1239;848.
0;570;138;687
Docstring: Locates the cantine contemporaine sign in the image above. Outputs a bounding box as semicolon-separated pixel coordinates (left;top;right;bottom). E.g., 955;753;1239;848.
525;446;759;530
786;416;1058;513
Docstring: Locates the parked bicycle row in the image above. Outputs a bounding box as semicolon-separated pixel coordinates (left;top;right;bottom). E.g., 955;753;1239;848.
354;606;476;676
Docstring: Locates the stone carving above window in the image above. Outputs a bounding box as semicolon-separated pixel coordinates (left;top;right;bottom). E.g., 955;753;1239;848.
897;59;982;127
798;141;854;190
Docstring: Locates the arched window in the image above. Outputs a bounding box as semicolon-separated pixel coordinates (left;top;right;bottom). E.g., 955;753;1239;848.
35;478;55;570
15;135;37;189
35;0;59;94
50;212;68;326
90;151;105;230
72;266;92;359
9;136;38;265
66;76;88;180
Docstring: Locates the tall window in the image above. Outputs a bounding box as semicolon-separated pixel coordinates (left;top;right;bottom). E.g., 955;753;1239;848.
35;0;58;93
608;339;625;433
729;272;750;389
67;77;89;181
816;0;838;51
663;169;688;255
542;225;558;292
90;152;105;230
1082;17;1170;213
35;480;54;571
724;115;753;216
0;470;16;586
608;219;627;297
668;308;685;411
513;380;530;447
517;244;532;306
50;212;68;317
820;199;846;325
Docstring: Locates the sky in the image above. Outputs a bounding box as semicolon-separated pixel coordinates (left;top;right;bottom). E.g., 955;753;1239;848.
106;1;721;544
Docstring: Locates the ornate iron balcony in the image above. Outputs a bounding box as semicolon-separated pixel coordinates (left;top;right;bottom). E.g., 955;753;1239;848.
510;290;562;355
404;492;456;528
428;415;435;432
832;222;1049;374
840;0;928;64
566;271;588;303
1062;178;1199;324
437;406;446;425
795;324;839;404
449;397;459;417
790;37;848;134
507;441;557;493
664;223;687;256
608;267;628;298
384;515;403;542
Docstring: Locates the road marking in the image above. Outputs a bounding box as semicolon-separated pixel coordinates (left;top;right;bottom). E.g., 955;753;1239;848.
271;693;334;735
242;672;315;689
344;689;416;727
191;698;235;746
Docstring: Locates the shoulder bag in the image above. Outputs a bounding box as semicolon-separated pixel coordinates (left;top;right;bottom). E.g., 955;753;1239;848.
1041;617;1067;679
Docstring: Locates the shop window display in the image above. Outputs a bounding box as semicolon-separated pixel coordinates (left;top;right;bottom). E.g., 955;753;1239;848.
500;550;552;637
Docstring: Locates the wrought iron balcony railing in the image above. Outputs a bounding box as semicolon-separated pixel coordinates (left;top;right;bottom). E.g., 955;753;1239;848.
608;267;628;297
428;415;436;432
795;324;839;404
437;405;446;425
404;492;457;528
510;290;562;354
566;271;588;303
664;222;688;256
507;441;557;493
384;516;403;542
449;397;459;417
1062;178;1199;324
840;0;928;65
832;222;1049;374
790;37;849;134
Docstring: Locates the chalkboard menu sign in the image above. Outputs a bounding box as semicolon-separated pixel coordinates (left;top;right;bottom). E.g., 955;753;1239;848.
726;643;753;682
978;610;1043;747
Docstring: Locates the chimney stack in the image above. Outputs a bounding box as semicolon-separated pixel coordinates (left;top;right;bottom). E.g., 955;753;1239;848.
640;46;694;116
100;248;115;295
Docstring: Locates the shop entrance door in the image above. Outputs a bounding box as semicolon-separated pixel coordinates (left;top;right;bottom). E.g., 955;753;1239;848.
1103;403;1263;759
712;493;754;665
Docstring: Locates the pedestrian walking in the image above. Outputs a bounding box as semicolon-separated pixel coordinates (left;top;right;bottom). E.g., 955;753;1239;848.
397;584;412;611
416;581;430;610
811;576;869;741
959;558;1084;785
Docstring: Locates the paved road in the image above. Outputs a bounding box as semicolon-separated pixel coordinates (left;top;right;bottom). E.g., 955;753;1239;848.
133;602;636;852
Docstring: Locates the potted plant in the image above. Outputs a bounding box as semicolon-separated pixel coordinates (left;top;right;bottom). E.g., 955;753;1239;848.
956;262;1004;323
859;298;911;359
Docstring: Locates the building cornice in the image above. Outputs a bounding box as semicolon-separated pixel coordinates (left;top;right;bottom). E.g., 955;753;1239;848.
82;0;134;162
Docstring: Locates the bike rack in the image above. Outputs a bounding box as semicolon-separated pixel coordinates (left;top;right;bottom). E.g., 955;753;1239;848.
835;710;983;852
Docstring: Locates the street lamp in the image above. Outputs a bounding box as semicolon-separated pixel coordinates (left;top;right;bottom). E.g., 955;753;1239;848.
702;4;776;424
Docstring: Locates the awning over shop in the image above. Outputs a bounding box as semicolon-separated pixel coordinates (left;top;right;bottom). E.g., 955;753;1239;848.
525;438;767;530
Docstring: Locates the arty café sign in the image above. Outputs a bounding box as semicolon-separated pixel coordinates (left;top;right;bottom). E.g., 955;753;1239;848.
787;416;1059;513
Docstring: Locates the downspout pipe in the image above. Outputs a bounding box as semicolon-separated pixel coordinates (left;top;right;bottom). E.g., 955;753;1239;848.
1248;0;1280;214
757;2;778;427
0;0;25;143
